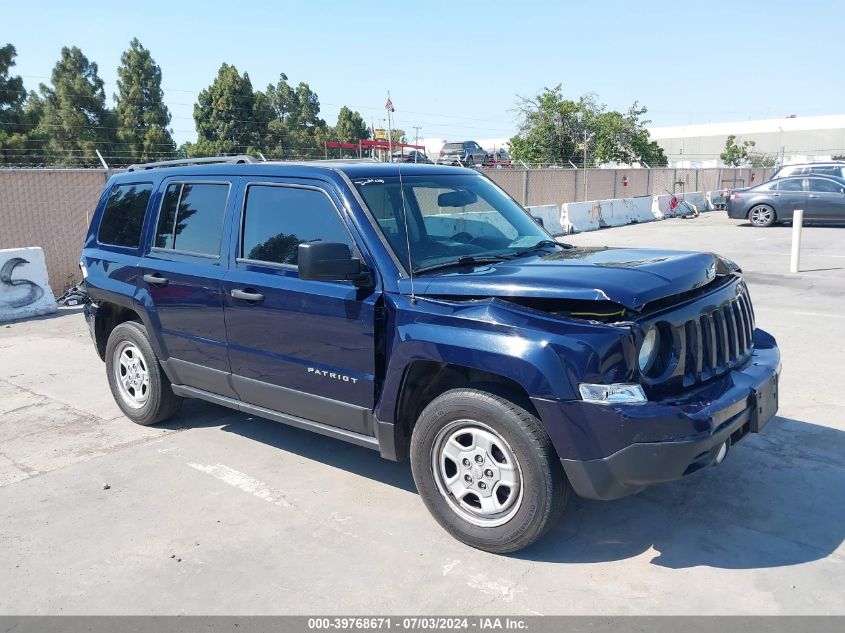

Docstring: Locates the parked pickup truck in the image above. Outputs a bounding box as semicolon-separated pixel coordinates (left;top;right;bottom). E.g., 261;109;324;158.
80;156;780;553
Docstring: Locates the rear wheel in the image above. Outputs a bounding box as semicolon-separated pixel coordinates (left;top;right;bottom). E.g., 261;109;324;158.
105;321;182;425
466;156;475;166
410;388;569;553
749;204;776;227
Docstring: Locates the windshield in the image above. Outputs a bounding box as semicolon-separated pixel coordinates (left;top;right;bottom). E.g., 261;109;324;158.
352;174;552;273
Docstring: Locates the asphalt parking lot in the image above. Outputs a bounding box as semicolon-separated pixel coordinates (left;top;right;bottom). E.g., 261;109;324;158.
1;212;843;615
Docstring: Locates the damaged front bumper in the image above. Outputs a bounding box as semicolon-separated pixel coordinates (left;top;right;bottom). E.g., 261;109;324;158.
532;329;781;500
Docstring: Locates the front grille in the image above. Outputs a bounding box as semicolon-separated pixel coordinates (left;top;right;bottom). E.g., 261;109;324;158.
640;279;756;393
682;288;755;385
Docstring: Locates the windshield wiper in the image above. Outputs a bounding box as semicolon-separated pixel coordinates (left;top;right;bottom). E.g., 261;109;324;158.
505;239;566;259
413;255;509;275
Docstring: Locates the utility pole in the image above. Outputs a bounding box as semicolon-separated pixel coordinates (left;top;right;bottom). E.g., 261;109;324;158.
583;128;589;201
413;126;422;163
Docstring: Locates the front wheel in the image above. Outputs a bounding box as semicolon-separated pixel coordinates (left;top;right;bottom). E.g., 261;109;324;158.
749;204;776;227
410;388;569;553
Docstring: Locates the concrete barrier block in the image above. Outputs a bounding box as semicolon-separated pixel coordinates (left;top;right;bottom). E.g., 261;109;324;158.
562;201;601;233
599;196;655;227
707;190;727;210
652;192;705;218
525;204;565;236
0;247;57;322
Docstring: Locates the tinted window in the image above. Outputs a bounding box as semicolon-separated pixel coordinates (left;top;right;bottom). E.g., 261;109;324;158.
98;183;153;247
241;185;353;266
808;178;843;193
808;166;840;177
443;143;462;151
776;179;804;192
155;183;229;255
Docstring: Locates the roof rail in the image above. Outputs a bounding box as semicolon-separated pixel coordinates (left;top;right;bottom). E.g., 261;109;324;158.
126;155;257;172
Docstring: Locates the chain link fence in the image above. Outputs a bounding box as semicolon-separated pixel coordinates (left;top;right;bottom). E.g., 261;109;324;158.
486;167;776;206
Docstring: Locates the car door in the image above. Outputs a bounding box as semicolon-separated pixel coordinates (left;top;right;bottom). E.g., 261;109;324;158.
468;142;483;163
138;177;237;398
222;178;380;436
806;177;845;222
771;177;806;219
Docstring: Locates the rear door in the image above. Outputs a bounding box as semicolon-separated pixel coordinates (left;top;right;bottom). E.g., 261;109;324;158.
806;177;845;222
771;177;806;218
222;178;380;435
138;177;237;397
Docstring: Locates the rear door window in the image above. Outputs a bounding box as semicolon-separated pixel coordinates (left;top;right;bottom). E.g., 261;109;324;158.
97;183;153;247
775;179;804;191
154;183;230;256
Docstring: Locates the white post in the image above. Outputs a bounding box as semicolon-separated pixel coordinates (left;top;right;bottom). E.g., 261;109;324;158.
790;209;804;273
95;149;109;170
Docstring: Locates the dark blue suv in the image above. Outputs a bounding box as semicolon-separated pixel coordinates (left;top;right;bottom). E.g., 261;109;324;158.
81;156;781;553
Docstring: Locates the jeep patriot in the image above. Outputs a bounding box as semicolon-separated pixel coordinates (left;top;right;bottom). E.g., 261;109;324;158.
81;156;781;552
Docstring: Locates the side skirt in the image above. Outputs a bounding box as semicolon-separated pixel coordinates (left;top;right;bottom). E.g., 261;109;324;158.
171;384;381;452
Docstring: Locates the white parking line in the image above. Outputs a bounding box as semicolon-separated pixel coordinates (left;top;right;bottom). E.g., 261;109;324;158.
187;462;293;508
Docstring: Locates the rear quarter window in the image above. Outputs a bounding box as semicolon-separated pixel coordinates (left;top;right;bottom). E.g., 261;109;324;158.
97;182;154;247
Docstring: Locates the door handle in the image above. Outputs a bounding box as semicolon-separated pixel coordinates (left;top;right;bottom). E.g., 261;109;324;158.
809;194;820;199
772;193;780;197
142;273;169;287
230;288;264;303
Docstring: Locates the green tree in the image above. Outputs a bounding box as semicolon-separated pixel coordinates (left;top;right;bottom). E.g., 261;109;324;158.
191;63;262;157
0;44;31;164
720;134;756;167
114;38;175;164
333;106;369;143
509;85;666;167
259;73;327;158
748;152;777;168
37;46;113;166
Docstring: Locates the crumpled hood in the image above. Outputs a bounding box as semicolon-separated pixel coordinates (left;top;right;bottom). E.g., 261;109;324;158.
404;247;724;311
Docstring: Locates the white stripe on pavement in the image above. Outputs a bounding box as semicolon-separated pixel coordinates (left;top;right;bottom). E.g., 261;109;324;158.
187;462;293;508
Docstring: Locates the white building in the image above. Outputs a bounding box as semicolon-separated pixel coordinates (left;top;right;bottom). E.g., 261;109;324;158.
649;114;845;168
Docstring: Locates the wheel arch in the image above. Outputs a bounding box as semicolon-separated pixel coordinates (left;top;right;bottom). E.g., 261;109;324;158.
92;300;143;360
377;360;539;461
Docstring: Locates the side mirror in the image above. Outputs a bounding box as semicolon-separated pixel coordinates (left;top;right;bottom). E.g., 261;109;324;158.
297;242;370;286
533;216;545;227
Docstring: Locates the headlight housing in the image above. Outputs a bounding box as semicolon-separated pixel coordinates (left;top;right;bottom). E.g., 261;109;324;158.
638;327;660;373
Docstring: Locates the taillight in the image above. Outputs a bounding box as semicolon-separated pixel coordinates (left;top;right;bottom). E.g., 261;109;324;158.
440;150;445;156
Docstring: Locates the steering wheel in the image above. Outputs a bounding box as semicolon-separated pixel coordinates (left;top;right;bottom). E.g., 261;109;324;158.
450;231;474;243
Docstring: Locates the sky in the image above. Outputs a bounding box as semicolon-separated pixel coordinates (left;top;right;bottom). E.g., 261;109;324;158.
4;0;842;147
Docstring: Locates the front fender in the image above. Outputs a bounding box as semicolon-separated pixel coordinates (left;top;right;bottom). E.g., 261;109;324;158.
376;293;632;424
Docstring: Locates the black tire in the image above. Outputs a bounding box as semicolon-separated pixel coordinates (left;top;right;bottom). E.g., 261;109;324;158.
466;156;474;166
410;388;569;553
105;321;182;426
748;204;776;227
